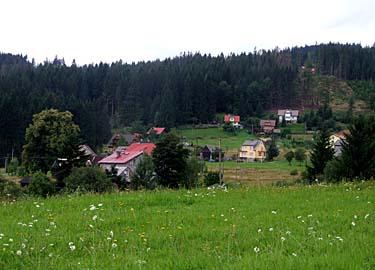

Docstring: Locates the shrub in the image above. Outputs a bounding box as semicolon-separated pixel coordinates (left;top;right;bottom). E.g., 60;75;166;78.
0;176;23;200
290;169;298;176
64;167;112;193
131;155;157;190
27;172;56;197
204;171;221;186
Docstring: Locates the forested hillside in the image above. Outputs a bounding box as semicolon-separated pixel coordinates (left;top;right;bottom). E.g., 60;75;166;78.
1;43;375;161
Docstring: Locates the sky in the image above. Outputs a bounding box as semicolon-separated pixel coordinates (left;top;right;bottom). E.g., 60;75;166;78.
1;0;374;65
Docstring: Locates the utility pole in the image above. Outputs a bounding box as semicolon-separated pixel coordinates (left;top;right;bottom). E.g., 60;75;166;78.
218;139;222;184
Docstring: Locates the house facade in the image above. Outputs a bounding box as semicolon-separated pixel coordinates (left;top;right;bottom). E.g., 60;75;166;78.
239;140;267;162
98;143;155;182
278;110;299;123
330;130;348;157
260;120;276;134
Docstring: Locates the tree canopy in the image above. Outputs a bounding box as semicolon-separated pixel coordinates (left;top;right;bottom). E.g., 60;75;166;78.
22;109;85;185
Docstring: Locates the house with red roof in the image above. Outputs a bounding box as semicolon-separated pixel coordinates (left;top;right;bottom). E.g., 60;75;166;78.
146;127;166;135
224;114;242;129
98;143;155;183
260;119;277;134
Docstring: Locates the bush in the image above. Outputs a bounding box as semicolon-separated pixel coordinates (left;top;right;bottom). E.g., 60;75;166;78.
204;171;221;186
182;156;204;189
290;169;298;176
27;172;56;197
64;167;113;193
323;159;343;183
0;176;23;199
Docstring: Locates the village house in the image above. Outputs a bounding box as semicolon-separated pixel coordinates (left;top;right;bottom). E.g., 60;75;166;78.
224;114;242;128
200;145;220;161
278;109;299;123
330;130;348;156
80;144;104;166
98;143;155;183
260;120;277;134
238;140;267;162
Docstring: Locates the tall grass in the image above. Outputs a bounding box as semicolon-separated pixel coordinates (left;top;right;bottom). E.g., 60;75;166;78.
1;183;374;269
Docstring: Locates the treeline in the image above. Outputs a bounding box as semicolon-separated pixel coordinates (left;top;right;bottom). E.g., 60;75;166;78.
1;43;375;161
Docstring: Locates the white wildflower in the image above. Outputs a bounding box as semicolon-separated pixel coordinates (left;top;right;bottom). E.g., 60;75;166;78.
9;238;13;242
21;243;26;249
89;206;97;211
281;237;286;242
297;216;302;219
16;250;22;256
98;203;103;207
269;227;274;232
70;245;76;251
271;210;277;214
292;253;297;257
36;205;40;208
92;215;98;221
254;246;260;253
89;224;94;229
354;215;357;219
351;221;356;226
110;231;114;238
111;243;117;248
365;214;370;219
308;214;313;218
286;231;291;235
146;247;151;252
257;228;262;233
318;237;323;240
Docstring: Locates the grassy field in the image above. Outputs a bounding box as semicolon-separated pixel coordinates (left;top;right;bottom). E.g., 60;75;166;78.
1;183;374;269
206;160;305;185
177;127;256;151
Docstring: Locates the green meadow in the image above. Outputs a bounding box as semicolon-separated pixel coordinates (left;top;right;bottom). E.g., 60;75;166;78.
1;183;374;269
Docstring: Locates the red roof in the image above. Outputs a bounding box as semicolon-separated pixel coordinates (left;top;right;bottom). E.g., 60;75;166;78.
147;127;166;135
260;120;276;127
224;115;240;123
99;143;155;165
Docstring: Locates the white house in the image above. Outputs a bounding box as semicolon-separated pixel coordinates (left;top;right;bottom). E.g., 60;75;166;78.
278;109;299;123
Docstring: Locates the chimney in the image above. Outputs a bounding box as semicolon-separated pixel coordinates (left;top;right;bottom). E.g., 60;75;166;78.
115;150;121;158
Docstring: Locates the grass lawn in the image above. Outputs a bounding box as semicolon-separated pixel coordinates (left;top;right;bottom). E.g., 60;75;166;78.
281;123;305;134
1;183;374;269
177;127;256;151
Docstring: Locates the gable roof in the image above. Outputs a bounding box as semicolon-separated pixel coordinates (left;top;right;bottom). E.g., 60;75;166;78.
202;145;217;152
334;130;349;140
147;127;166;135
260;120;276;127
278;110;299;116
242;140;260;147
99;143;155;165
224;115;240;122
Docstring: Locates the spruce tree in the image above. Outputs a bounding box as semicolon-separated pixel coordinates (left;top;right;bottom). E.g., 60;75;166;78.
306;127;334;183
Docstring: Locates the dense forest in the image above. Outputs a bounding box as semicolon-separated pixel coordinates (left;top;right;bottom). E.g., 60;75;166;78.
1;43;375;162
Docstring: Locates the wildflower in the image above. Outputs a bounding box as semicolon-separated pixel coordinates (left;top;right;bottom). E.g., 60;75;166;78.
16;250;22;256
281;237;286;242
98;203;103;207
111;243;117;248
130;208;134;212
69;243;76;251
286;231;291;235
271;210;277;214
318;237;323;240
110;231;114;238
351;221;356;226
92;215;98;221
269;227;274;232
48;253;53;257
292;253;297;257
36;205;40;208
254;246;260;254
308;214;313;218
354;215;357;219
9;238;13;242
21;243;26;249
257;229;262;233
297;216;302;219
146;247;151;252
365;214;370;219
89;224;94;228
90;206;96;211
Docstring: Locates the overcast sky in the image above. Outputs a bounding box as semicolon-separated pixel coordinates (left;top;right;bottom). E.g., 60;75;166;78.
1;0;374;65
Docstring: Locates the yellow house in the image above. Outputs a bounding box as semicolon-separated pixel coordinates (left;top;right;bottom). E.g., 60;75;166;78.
239;140;267;162
329;130;348;147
